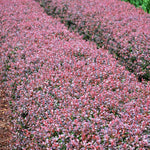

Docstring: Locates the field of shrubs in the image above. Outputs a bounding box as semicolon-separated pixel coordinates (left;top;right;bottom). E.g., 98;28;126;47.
0;0;150;149
38;0;150;81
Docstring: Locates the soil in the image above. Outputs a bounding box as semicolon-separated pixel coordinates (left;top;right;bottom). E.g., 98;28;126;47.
0;88;13;150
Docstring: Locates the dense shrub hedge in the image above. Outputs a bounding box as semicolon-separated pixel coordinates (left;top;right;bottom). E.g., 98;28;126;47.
1;0;150;148
121;0;150;13
36;0;150;81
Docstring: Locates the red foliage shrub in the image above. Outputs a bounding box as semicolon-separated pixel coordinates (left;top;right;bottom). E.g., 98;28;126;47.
1;0;150;149
39;0;150;81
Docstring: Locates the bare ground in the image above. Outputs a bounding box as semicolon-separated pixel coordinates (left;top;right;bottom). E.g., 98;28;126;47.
0;88;13;150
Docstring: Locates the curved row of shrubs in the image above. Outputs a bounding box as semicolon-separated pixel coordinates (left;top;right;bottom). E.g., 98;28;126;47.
1;0;150;149
36;0;150;81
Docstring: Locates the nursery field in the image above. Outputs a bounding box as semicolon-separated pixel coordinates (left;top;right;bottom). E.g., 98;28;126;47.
39;0;150;81
0;0;150;149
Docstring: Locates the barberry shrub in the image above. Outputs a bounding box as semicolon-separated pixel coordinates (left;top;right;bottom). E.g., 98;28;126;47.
36;0;150;81
1;0;150;149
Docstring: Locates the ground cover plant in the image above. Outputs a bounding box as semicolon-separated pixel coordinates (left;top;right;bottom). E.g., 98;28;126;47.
37;0;150;81
1;0;150;149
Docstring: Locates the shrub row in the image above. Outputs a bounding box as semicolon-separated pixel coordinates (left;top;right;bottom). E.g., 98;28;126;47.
1;0;150;149
37;0;150;81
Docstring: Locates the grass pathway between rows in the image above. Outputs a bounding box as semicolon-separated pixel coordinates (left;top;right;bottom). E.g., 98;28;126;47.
0;0;150;149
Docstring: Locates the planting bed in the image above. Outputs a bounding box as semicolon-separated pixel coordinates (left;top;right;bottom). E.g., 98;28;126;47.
38;0;150;81
0;0;150;149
